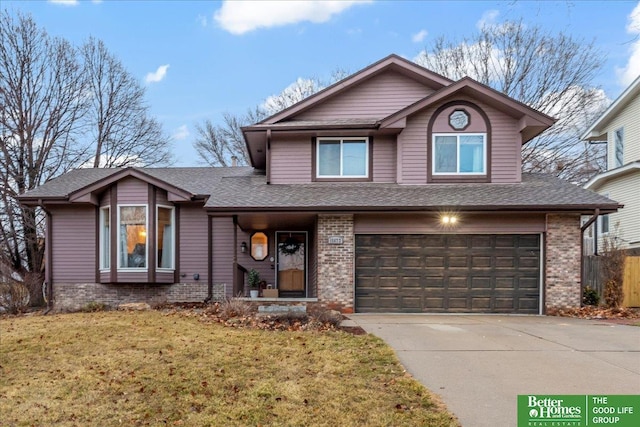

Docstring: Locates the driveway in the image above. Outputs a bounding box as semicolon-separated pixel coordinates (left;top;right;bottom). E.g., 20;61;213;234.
349;315;640;427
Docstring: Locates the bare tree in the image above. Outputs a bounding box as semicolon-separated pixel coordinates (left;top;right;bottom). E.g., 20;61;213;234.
1;11;88;302
415;21;609;183
194;71;348;166
82;37;172;168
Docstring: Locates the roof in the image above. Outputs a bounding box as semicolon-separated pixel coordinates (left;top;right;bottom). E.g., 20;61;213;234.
583;161;640;190
581;74;640;141
201;172;620;213
20;167;619;214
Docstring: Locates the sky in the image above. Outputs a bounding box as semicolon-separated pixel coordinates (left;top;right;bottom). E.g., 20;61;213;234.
3;0;640;166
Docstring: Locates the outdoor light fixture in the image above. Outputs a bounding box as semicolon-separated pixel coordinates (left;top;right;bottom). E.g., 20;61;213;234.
441;215;458;225
241;242;247;253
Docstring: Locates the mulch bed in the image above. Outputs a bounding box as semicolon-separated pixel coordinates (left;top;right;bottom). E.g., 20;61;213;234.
547;306;640;325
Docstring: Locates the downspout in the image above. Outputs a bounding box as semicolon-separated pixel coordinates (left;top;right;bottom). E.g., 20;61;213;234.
38;200;54;314
204;215;213;303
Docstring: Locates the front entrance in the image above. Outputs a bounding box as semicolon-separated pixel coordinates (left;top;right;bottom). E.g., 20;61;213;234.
276;231;307;297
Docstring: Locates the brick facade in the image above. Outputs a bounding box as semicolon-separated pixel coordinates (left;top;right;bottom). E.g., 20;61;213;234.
545;214;582;309
316;215;354;313
53;282;209;312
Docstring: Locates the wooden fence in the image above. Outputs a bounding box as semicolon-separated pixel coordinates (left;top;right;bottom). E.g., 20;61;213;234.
582;255;640;307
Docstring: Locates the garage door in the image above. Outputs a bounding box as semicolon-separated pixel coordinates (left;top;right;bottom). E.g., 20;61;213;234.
355;234;541;314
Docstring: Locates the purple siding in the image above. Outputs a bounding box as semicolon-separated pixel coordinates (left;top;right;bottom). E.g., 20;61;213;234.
354;213;545;234
296;71;433;120
156;189;169;205
117;177;148;203
179;204;209;284
270;136;312;184
212;217;234;292
51;205;96;283
372;136;396;183
236;229;276;287
398;108;432;184
100;188;110;207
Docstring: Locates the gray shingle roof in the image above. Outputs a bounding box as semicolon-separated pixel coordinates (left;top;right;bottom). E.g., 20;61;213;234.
20;167;619;213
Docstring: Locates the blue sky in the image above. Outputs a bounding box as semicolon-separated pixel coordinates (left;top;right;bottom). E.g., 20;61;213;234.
4;0;640;166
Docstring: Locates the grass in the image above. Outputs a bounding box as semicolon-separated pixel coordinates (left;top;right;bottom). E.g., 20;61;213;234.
0;311;458;426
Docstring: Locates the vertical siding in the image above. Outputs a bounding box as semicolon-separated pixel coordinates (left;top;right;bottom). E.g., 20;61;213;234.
51;206;96;283
595;174;640;249
212;217;234;292
179;204;209;283
270;136;312;184
372;136;396;183
354;213;546;234
604;94;640;169
296;71;433;120
117;177;148;204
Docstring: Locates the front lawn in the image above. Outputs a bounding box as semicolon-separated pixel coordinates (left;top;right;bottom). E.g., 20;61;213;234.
0;310;458;426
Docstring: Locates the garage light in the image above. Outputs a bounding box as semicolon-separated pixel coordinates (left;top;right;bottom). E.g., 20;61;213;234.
441;215;458;225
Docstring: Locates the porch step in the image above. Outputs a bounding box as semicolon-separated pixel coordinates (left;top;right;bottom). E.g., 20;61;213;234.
258;305;307;314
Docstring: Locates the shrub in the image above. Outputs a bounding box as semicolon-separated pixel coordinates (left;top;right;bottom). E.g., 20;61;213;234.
601;231;626;308
80;301;109;312
0;282;31;314
582;286;600;306
217;297;254;320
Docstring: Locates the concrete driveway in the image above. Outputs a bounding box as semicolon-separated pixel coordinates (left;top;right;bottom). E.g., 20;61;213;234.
349;315;640;427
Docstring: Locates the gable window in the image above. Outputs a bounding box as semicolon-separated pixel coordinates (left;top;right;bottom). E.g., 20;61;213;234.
317;138;368;178
118;205;147;269
433;134;486;174
157;206;174;269
614;127;624;168
99;207;110;270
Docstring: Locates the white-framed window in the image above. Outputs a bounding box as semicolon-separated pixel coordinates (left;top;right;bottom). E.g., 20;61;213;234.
99;207;110;270
433;133;486;174
157;205;174;270
118;205;148;270
614;127;624;168
600;214;610;236
317;137;368;178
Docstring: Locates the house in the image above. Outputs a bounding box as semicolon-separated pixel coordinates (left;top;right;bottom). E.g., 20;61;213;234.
582;75;640;254
19;54;620;314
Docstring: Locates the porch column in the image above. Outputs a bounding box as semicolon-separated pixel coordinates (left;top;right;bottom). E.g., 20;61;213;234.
317;214;354;313
545;214;581;310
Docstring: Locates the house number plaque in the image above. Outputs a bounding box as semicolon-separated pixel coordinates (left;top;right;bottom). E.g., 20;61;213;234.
328;236;344;245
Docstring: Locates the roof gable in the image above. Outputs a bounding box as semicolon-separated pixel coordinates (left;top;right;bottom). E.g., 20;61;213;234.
380;77;556;144
260;54;453;124
581;75;640;141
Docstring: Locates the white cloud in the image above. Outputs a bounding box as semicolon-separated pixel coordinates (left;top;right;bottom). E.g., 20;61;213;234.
48;0;79;5
172;125;190;141
412;29;428;43
197;14;208;27
476;9;499;30
145;64;170;84
214;0;372;35
616;2;640;86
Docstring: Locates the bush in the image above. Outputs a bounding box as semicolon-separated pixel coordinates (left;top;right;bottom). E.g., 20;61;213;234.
80;301;109;312
0;282;31;314
582;286;600;306
217;298;254;320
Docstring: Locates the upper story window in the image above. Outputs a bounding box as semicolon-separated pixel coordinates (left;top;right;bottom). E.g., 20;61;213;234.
99;207;110;270
614;127;624;168
157;206;174;269
118;205;147;269
600;214;610;236
433;133;486;175
317;138;368;178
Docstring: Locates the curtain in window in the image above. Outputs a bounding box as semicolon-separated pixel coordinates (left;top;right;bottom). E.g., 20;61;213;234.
459;135;484;173
435;136;457;172
120;224;128;268
160;224;172;268
318;142;340;175
342;141;366;176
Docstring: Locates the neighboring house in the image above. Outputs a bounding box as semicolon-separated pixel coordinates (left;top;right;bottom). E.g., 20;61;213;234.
20;55;620;314
582;75;640;254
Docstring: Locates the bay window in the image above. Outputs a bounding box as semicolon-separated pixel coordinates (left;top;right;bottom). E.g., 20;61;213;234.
317;138;368;178
157;206;174;269
433;134;486;175
118;205;147;269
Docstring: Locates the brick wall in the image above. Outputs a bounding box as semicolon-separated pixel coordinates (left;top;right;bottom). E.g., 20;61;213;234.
316;215;354;313
545;214;582;309
52;282;210;312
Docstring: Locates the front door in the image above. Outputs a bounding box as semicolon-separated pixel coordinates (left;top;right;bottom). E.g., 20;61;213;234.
276;232;307;297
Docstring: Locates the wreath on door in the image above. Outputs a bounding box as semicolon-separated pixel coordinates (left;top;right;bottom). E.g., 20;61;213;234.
279;236;301;255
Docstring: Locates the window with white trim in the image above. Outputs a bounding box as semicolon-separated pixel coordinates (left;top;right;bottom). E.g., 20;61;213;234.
317;138;368;178
614;127;624;168
99;207;110;270
433;133;486;174
157;206;174;269
118;205;147;269
600;214;610;235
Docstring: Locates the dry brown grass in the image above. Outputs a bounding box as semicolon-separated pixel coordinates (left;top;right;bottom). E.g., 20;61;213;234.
0;311;459;426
